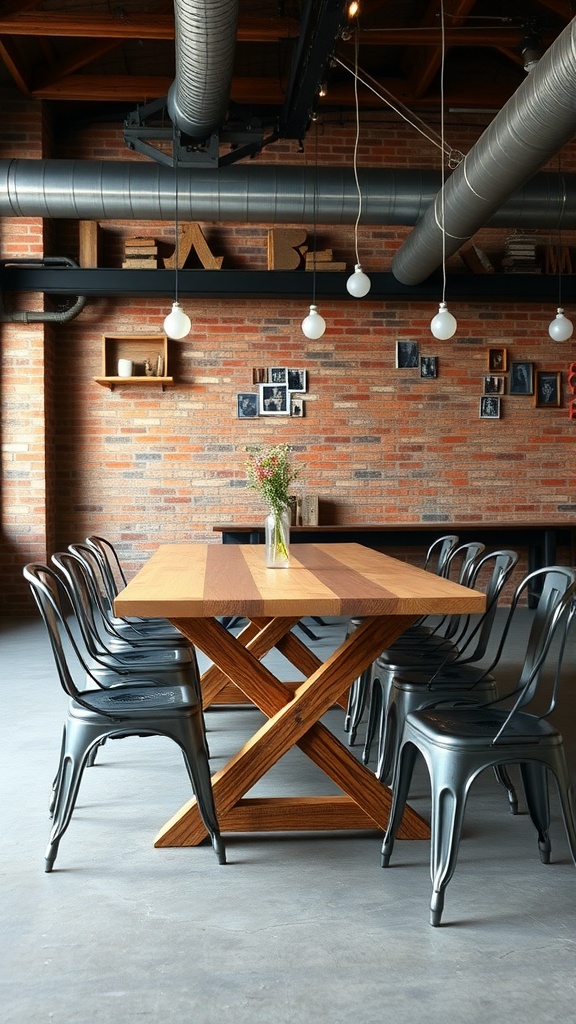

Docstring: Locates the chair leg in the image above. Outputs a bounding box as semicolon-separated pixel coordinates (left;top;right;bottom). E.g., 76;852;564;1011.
380;740;418;868
520;761;551;863
49;723;67;817
46;721;103;871
428;762;470;927
175;711;226;865
493;764;519;814
346;666;370;746
375;700;397;786
362;675;382;765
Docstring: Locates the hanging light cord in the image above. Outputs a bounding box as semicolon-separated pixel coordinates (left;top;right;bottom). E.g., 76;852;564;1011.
311;119;319;305
439;0;447;305
174;128;180;304
352;25;362;266
557;159;566;309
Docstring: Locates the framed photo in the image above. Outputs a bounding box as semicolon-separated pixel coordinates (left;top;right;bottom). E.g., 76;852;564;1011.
396;340;419;368
259;383;289;415
488;347;508;372
479;396;501;419
483;374;506;395
290;395;305;417
420;355;438;379
268;366;287;384
535;371;562;408
287;368;307;392
237;393;259;418
252;367;268;384
509;361;534;395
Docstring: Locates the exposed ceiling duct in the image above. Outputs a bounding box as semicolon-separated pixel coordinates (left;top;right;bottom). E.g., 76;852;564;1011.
167;0;239;141
1;161;576;229
392;17;576;286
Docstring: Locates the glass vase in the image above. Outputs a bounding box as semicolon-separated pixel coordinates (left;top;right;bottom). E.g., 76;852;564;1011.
265;508;291;568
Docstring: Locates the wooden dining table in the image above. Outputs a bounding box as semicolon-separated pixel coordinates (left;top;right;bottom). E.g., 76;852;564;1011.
114;542;485;848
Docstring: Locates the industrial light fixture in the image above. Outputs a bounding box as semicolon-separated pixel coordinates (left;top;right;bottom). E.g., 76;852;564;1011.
548;167;574;342
302;120;327;340
346;22;371;299
163;130;191;340
430;0;457;341
347;1;360;19
520;20;543;73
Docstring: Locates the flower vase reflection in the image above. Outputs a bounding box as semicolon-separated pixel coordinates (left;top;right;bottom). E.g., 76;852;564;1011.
265;508;291;568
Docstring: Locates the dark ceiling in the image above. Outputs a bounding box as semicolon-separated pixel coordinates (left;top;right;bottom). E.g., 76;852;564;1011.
0;1;573;144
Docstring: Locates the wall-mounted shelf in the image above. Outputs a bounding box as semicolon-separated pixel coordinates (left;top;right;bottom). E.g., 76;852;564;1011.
94;333;173;390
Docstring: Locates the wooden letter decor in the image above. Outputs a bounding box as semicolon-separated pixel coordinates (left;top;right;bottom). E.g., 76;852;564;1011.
267;228;308;270
164;223;224;270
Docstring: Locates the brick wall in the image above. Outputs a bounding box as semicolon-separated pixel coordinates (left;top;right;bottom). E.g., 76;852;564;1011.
1;96;575;610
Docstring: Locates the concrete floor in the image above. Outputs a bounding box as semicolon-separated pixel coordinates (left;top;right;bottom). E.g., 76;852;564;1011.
2;611;576;1024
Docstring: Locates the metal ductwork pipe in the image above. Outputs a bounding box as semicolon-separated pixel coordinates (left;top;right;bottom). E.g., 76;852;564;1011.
392;17;576;286
0;258;87;322
2;161;576;228
167;0;239;141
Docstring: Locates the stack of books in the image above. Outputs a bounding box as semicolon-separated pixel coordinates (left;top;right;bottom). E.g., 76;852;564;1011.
122;237;158;269
501;234;541;273
305;249;347;272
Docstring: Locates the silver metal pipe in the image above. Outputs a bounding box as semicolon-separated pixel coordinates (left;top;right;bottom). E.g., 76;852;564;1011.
1;160;576;227
167;0;239;140
392;17;576;285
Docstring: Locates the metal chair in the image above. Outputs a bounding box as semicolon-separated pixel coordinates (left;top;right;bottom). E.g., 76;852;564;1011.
52;550;197;683
343;534;460;744
23;563;225;871
381;566;576;927
372;549;519;785
69;542;191;649
361;540;486;761
83;535;189;644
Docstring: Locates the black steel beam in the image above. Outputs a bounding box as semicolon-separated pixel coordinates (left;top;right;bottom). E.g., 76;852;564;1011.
1;267;575;302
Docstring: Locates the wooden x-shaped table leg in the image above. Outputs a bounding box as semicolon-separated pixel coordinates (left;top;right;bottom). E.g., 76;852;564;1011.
155;614;430;847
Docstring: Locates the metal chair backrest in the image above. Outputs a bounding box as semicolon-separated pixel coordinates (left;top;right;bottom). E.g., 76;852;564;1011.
432;541;486;644
23;563;105;710
425;549;519;683
67;542;131;640
423;534;460;577
51;550;114;658
486;566;576;741
85;535;127;603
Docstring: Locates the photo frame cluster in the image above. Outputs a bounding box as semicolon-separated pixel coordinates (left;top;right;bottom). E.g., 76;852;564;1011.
395;341;439;378
237;367;308;418
480;348;562;417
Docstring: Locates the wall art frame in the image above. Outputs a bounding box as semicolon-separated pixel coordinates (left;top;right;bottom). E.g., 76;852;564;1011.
396;340;419;368
420;355;438;378
487;347;508;372
535;370;562;408
479;396;501;419
509;361;534;395
483;374;506;395
237;393;259;418
259;383;289;415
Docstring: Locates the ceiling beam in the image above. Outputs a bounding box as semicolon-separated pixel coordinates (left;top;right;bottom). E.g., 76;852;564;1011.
0;12;297;41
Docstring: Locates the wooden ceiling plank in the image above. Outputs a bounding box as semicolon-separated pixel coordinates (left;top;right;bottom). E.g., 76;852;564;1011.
406;0;482;101
0;12;297;41
35;41;125;88
0;34;32;94
32;74;173;102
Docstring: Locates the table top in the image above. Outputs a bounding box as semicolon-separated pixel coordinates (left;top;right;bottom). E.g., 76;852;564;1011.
114;542;485;620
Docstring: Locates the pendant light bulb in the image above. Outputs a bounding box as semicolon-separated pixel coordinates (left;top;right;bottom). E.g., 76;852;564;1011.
346;263;372;298
301;304;326;340
548;307;574;342
163;300;191;340
430;300;457;340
